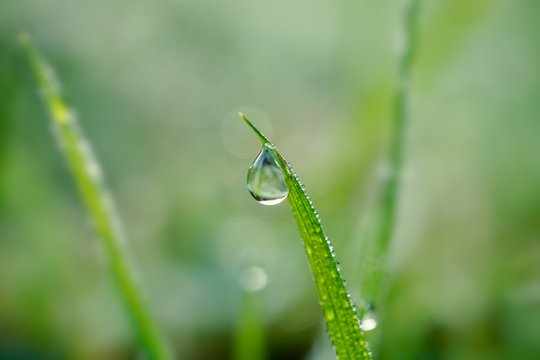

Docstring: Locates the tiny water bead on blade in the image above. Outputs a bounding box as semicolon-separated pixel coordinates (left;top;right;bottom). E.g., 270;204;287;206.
247;147;289;205
360;303;378;332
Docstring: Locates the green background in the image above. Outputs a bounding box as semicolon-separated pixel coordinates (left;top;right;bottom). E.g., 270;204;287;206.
1;0;539;358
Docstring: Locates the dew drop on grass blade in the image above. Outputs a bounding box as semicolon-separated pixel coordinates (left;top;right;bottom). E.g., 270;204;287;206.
247;147;289;205
239;112;372;360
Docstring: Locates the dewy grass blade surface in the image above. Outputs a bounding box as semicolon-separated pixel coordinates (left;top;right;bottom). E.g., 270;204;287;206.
240;113;372;360
20;35;171;360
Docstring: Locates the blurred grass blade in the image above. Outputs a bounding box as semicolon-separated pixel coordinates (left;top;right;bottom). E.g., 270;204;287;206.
233;290;265;360
0;42;19;207
361;0;421;305
379;0;420;258
20;34;171;360
240;113;372;360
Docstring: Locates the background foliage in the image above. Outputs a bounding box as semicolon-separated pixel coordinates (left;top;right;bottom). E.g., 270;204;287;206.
1;0;540;359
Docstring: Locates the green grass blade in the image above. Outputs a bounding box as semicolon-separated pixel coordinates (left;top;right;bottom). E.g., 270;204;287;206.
233;290;265;360
20;34;171;360
362;0;421;305
378;0;420;257
240;113;372;360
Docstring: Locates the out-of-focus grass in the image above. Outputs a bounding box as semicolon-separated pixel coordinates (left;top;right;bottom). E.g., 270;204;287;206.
20;34;171;360
1;0;540;359
359;0;420;305
233;268;266;360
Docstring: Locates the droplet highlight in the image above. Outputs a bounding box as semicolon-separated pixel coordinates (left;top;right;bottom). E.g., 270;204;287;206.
247;147;289;205
360;303;378;331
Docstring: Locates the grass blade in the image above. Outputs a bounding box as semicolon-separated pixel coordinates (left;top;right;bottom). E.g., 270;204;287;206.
378;0;420;262
361;0;421;307
233;289;265;360
240;113;372;360
20;34;171;360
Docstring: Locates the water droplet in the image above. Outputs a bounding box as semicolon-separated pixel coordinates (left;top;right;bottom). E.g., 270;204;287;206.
360;303;378;331
247;147;289;205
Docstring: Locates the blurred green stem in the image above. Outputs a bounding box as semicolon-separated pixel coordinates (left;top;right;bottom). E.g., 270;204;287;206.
363;0;421;303
20;34;171;360
234;290;265;360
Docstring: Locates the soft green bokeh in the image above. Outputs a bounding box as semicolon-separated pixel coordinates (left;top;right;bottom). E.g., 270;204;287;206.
1;0;539;359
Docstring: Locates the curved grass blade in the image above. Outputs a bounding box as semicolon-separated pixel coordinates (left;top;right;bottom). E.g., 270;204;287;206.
20;34;171;360
240;113;372;360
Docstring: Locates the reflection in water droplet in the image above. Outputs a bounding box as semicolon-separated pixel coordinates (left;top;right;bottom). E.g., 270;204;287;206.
247;148;289;205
